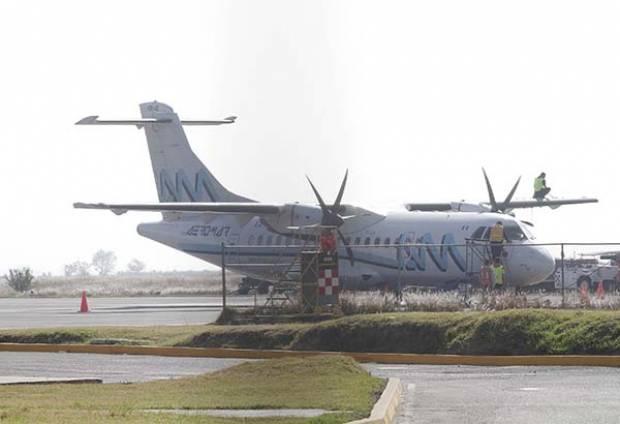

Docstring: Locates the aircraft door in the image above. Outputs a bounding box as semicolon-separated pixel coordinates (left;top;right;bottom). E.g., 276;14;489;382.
226;234;241;265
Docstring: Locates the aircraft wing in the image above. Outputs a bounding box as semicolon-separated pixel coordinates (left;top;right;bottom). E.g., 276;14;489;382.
73;202;282;215
405;198;598;213
494;198;598;210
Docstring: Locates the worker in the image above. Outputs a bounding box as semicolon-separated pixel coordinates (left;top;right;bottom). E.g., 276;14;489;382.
479;259;492;291
489;221;505;261
533;172;551;201
491;259;505;291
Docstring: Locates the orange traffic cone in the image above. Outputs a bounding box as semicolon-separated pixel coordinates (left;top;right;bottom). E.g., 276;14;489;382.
79;291;89;313
596;281;605;299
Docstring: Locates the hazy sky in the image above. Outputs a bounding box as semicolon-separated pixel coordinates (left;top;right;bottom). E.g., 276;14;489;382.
0;1;616;274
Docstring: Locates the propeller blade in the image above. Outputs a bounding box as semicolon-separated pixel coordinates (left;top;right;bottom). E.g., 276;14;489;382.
482;168;498;212
337;228;354;266
502;176;521;211
306;176;329;214
332;169;348;212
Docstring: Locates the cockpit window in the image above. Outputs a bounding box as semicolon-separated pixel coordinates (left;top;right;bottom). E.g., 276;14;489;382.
471;226;486;240
520;223;536;240
504;223;528;241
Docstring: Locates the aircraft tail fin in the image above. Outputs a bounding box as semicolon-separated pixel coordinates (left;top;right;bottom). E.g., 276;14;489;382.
77;101;251;203
139;102;250;203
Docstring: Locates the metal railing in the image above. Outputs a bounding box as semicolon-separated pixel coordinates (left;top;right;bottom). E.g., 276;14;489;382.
218;241;620;309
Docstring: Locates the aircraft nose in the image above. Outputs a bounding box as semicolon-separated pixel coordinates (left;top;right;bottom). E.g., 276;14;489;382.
530;247;556;283
508;246;556;286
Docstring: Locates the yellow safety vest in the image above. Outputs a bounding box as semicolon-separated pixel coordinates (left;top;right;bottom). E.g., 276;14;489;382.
490;225;504;242
493;265;504;286
534;177;544;191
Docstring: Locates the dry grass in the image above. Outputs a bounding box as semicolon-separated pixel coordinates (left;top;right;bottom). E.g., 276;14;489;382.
339;289;620;313
0;272;242;298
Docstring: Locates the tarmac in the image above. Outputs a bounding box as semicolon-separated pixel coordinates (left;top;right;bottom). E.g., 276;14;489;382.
0;351;619;423
367;364;620;424
0;296;257;328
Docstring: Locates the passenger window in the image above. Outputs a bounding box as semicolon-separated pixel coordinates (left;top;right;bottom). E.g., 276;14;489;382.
374;237;381;245
257;235;263;246
364;237;371;245
275;235;282;245
482;227;491;240
345;237;351;245
266;235;273;246
248;234;255;245
354;237;361;245
384;237;391;245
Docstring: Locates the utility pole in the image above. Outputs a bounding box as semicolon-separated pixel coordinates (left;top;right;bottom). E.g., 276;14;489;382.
221;242;227;309
560;243;565;308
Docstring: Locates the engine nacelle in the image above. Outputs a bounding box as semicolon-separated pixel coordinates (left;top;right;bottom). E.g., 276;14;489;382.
262;203;324;234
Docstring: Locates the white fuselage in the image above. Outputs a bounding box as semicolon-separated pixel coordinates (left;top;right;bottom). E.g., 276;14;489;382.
137;210;555;290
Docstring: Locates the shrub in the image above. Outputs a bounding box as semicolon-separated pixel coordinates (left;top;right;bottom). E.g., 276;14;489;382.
5;268;34;292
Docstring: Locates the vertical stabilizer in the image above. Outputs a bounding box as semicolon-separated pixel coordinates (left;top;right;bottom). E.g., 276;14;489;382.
140;101;251;203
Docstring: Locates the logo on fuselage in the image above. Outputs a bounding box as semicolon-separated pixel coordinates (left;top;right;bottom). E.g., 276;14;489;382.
397;232;466;272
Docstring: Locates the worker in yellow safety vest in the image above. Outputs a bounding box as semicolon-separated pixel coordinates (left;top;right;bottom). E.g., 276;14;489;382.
533;172;551;201
491;259;505;290
489;221;505;261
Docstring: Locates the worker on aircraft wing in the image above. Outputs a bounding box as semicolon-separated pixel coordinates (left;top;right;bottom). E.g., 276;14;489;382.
533;172;551;201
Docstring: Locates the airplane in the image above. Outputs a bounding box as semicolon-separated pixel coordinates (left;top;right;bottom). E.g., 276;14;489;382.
73;101;597;290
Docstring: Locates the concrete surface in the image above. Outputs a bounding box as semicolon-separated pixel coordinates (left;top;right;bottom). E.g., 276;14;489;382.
0;296;258;328
348;378;402;424
366;364;620;424
147;408;329;417
0;376;102;385
0;351;247;383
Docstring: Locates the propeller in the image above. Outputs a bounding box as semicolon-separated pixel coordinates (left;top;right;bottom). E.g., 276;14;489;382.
306;170;355;265
482;168;521;214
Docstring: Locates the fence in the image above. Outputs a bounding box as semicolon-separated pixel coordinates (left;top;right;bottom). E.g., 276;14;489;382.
218;240;620;309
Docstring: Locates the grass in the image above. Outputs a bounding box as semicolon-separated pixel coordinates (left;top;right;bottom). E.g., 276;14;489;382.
181;309;620;355
0;355;383;423
0;325;208;346
3;309;620;355
0;271;242;298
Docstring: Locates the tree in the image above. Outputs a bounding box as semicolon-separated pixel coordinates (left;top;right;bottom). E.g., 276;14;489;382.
5;268;34;292
127;259;145;273
64;261;91;277
91;250;117;276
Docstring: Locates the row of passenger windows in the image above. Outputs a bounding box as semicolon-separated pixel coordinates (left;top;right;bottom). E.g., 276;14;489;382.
246;234;399;246
344;237;396;246
247;234;305;246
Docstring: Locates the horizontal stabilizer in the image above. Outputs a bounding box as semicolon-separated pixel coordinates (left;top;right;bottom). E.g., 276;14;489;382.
75;116;236;127
73;202;281;215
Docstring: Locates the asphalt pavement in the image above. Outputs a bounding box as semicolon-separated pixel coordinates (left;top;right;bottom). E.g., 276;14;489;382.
366;364;620;424
0;296;259;328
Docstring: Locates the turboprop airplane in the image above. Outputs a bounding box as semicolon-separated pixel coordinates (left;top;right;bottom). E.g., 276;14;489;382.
73;101;595;290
